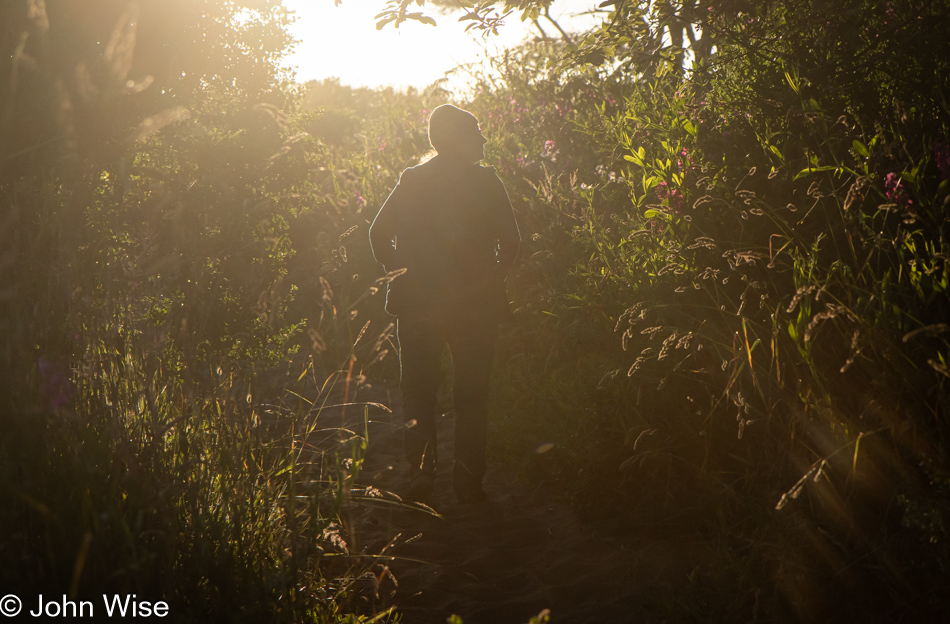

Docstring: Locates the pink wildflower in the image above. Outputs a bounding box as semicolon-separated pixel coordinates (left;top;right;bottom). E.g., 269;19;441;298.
885;172;913;207
669;188;685;212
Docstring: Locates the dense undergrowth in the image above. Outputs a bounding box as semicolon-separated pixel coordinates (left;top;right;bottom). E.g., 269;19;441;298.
466;3;950;620
3;0;950;622
1;1;397;621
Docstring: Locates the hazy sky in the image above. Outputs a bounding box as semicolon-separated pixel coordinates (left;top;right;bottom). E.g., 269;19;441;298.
282;0;602;89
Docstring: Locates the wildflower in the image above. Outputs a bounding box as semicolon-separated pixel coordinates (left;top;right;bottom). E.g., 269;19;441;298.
885;172;913;207
541;140;558;161
516;155;536;169
38;357;75;410
934;142;950;180
353;193;365;208
669;188;685;212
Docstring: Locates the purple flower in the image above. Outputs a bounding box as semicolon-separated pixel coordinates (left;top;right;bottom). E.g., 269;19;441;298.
670;188;685;212
885;172;913;207
38;357;75;410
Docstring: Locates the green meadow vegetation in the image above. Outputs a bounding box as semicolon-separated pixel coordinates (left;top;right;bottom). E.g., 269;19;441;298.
3;0;949;622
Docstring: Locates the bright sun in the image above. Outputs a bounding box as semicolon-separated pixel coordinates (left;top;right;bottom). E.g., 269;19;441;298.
281;0;601;90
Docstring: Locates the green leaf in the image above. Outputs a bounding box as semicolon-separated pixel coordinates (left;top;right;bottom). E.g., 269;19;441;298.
644;209;670;220
784;71;800;93
375;16;396;30
624;152;643;166
769;144;783;160
794;165;838;180
403;12;435;26
852;140;869;158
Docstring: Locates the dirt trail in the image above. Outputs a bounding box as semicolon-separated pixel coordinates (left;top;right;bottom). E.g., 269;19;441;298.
345;402;710;624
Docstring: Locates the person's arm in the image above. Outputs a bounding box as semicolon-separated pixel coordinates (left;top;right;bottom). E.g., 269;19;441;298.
490;172;520;277
369;169;412;269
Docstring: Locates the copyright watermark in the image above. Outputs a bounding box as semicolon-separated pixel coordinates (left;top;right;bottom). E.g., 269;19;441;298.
0;594;168;618
0;595;21;617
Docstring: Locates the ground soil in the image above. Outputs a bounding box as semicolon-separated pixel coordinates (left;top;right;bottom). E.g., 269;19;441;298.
343;401;712;624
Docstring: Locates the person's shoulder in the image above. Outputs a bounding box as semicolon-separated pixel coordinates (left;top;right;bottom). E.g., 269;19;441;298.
399;159;440;184
398;164;421;183
475;164;503;181
476;164;508;190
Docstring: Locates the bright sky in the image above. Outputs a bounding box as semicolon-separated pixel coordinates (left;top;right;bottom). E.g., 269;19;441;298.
282;0;603;90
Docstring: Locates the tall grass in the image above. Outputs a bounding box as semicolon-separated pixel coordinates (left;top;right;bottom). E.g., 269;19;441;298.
1;197;397;621
6;1;949;621
447;21;950;619
0;2;403;621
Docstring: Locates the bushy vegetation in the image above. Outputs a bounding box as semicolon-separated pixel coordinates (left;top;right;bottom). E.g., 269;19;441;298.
460;2;950;620
1;2;396;621
3;0;949;621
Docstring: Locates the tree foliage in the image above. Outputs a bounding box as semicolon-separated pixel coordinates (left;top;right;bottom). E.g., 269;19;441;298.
1;2;394;621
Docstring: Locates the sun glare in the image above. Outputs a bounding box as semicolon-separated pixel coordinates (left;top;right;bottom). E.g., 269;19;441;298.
282;0;601;90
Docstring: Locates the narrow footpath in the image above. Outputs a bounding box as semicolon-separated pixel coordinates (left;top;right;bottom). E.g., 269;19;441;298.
344;402;709;624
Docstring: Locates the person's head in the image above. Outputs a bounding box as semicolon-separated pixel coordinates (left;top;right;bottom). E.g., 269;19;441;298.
427;104;487;164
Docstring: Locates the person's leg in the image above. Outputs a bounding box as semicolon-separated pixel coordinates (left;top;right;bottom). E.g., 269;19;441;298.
445;316;498;501
397;318;443;481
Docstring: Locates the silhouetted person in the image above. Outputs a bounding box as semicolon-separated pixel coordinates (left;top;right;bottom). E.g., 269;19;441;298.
370;104;519;503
